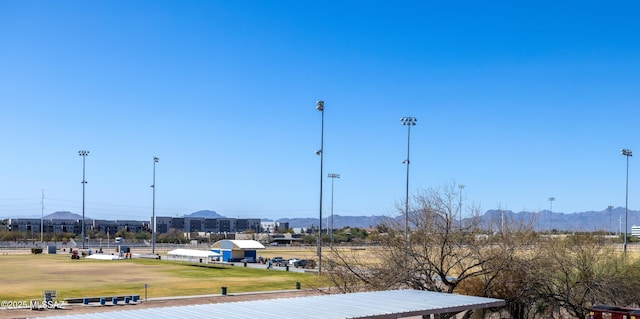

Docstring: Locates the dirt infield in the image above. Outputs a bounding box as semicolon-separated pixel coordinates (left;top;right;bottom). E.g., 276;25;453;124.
1;289;324;319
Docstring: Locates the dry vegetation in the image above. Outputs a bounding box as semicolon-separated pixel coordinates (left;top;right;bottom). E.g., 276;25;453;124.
324;183;640;319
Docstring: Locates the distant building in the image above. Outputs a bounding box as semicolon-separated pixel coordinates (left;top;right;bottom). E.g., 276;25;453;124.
7;218;149;236
93;219;149;235
8;218;83;234
631;225;640;238
211;239;265;262
155;216;261;234
7;216;261;235
260;221;290;233
271;233;303;245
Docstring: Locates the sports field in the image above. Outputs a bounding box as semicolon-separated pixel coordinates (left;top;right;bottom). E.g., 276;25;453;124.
0;249;325;301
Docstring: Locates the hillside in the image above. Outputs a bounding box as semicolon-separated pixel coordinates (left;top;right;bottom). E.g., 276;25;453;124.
483;207;634;232
278;207;638;231
43;211;85;220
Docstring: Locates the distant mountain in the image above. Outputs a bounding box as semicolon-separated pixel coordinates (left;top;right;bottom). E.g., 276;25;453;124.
185;210;224;218
481;207;635;232
275;208;639;232
43;211;84;220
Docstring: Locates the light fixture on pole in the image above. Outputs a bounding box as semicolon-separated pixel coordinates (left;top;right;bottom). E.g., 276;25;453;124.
400;117;417;244
548;197;555;233
621;148;632;257
328;173;340;246
151;157;159;254
78;150;89;250
315;100;324;274
458;184;465;230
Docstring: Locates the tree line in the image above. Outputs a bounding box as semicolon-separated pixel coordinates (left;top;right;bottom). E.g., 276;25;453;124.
325;183;640;319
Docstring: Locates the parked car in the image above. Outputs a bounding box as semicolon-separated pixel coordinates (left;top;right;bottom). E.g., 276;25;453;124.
271;257;288;267
293;259;316;269
288;258;300;265
273;258;289;267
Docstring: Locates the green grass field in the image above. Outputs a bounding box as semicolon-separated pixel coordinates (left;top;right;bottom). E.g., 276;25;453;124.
0;253;324;301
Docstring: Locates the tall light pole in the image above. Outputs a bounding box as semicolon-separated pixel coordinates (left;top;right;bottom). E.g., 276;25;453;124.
458;184;465;230
401;117;417;244
315;100;324;274
78;150;89;250
41;189;44;243
608;205;614;235
328;173;340;246
151;157;159;254
548;197;555;233
621;148;632;257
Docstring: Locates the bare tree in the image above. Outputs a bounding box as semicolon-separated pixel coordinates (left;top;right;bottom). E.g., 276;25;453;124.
326;183;640;318
325;183;527;317
457;211;539;318
515;234;640;319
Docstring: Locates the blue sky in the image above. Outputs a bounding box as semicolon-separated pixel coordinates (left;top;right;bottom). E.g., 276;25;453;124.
1;1;639;221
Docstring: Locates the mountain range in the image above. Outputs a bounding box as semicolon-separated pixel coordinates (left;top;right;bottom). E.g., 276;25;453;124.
10;207;639;232
282;207;638;232
482;207;635;233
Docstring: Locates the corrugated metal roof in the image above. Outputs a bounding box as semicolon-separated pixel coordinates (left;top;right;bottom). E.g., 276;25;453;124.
35;290;504;319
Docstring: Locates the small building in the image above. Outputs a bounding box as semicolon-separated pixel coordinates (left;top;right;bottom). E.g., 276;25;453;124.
261;221;290;233
631;225;640;238
587;305;640;319
211;239;265;262
271;233;303;246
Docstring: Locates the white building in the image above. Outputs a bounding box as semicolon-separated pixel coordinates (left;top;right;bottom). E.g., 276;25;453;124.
631;225;640;238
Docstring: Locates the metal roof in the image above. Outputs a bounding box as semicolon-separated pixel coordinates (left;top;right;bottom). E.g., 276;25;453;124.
35;290;505;319
210;239;265;250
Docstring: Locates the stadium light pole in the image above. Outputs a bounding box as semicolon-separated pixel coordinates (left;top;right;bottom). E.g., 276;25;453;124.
315;100;324;274
548;197;555;233
608;205;614;235
151;157;159;254
622;148;632;257
328;173;340;246
78;150;89;250
401;117;417;244
458;184;465;230
41;190;44;243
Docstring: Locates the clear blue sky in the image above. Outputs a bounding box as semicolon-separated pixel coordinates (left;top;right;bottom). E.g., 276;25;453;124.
1;1;639;221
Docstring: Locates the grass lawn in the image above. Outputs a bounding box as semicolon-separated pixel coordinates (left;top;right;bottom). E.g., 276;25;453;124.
0;253;323;301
